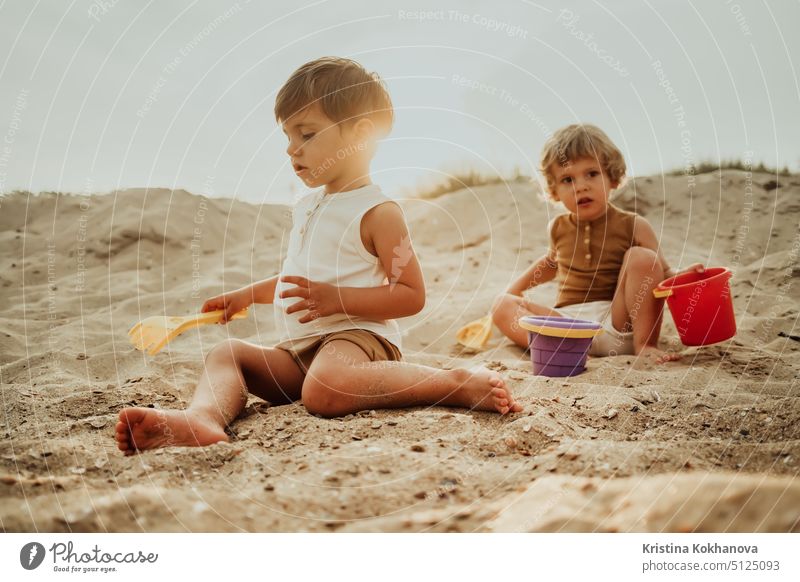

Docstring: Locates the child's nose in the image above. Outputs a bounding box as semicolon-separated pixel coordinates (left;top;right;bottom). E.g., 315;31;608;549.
286;140;301;157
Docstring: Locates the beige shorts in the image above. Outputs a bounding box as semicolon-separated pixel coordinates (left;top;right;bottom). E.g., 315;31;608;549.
276;329;402;374
555;300;635;357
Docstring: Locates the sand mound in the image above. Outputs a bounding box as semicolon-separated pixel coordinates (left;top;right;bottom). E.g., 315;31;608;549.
1;171;798;532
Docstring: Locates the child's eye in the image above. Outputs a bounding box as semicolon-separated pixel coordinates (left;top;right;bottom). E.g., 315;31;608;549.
301;133;315;141
561;177;572;184
588;171;600;177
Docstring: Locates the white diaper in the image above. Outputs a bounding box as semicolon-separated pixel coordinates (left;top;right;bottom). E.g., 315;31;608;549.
555;300;635;357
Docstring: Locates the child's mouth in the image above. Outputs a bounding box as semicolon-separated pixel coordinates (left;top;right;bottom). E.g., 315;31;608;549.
577;197;593;207
293;163;308;175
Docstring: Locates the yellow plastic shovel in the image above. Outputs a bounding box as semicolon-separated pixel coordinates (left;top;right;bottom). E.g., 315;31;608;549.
128;308;249;355
456;313;493;350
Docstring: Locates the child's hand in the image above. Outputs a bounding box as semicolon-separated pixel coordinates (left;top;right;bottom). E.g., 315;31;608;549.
676;263;705;276
201;289;251;324
280;276;342;323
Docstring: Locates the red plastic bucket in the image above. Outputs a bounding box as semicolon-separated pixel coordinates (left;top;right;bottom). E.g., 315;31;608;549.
653;267;736;346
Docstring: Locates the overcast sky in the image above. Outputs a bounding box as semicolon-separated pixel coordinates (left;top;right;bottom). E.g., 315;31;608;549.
0;0;798;203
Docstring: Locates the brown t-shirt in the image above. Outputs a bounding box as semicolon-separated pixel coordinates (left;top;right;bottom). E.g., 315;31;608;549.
550;203;637;308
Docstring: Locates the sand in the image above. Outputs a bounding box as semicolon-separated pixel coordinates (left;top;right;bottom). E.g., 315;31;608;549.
1;171;798;532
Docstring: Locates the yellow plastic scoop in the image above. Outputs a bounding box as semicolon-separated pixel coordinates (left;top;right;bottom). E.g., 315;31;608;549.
456;313;493;350
128;308;249;355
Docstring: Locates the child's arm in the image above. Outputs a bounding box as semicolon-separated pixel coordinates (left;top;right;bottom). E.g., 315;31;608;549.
633;217;703;279
247;276;280;304
202;276;278;323
506;217;558;296
281;202;425;323
506;252;558;296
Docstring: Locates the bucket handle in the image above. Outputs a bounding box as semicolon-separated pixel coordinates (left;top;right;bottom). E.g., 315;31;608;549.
653;287;673;299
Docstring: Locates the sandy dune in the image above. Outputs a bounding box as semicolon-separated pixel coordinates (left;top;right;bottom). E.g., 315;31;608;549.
1;171;798;532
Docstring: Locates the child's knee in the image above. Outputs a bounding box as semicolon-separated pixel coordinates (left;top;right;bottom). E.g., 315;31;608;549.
490;293;514;321
624;247;662;276
301;367;351;418
206;338;246;363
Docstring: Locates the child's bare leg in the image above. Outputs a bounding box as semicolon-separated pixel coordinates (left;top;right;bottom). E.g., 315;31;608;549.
610;247;678;363
301;340;524;418
490;293;561;348
116;339;304;455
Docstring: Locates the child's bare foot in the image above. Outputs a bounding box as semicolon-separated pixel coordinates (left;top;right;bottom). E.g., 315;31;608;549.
636;346;682;366
115;407;229;455
446;366;524;415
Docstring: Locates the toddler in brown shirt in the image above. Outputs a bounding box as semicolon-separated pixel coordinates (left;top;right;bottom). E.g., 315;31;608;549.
491;124;703;363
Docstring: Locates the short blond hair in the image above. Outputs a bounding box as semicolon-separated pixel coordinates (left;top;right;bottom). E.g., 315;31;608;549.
274;56;393;135
539;124;626;198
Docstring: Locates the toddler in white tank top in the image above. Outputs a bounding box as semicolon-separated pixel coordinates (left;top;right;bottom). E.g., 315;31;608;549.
115;57;522;458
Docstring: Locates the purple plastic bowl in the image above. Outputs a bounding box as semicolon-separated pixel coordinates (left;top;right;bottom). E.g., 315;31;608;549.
520;315;603;331
520;316;602;377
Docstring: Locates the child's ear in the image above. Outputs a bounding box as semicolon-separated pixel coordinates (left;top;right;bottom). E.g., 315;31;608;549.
535;172;558;202
547;181;560;201
352;117;376;142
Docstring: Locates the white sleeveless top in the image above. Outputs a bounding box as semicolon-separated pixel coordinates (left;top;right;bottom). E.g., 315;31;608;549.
273;184;403;351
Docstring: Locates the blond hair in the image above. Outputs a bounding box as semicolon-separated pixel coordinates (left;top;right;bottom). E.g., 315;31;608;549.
539;124;626;198
274;56;393;135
